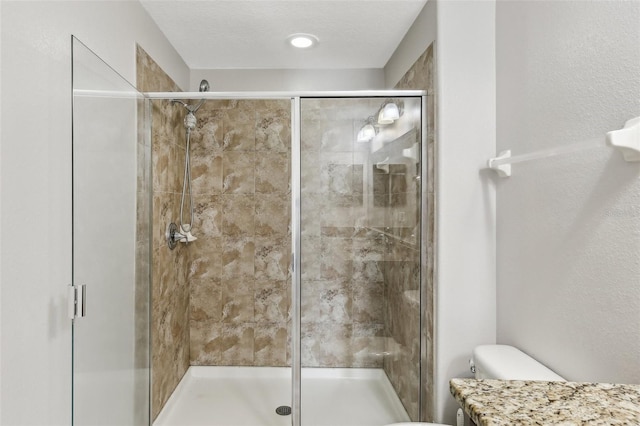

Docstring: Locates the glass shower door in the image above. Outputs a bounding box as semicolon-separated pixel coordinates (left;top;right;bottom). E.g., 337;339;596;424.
297;97;423;425
71;37;151;425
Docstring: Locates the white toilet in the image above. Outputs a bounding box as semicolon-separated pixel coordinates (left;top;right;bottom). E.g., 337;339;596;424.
470;344;565;381
385;344;565;426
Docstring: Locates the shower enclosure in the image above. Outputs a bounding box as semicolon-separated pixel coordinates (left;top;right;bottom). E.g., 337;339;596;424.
72;38;429;426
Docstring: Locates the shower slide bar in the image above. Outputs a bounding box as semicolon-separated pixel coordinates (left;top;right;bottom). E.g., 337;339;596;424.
488;116;640;177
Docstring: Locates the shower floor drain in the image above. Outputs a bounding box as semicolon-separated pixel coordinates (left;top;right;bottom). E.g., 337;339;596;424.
275;406;292;416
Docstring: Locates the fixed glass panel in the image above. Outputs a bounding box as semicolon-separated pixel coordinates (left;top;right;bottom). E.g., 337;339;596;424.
71;37;151;425
298;97;422;425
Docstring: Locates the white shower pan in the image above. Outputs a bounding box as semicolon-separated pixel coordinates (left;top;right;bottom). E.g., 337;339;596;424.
154;366;410;426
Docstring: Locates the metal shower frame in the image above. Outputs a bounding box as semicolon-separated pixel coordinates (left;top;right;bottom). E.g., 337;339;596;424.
145;89;428;426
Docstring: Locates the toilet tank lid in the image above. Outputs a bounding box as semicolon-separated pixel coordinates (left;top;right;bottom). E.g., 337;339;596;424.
473;345;565;381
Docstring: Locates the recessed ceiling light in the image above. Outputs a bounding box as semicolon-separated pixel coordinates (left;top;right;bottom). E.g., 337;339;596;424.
287;33;318;49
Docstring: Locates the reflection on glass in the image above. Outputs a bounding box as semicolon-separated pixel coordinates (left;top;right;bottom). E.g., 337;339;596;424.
299;97;422;425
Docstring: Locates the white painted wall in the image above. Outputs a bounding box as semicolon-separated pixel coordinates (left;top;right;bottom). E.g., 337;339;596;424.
496;1;640;384
0;1;188;424
189;68;384;91
434;1;496;423
384;0;436;88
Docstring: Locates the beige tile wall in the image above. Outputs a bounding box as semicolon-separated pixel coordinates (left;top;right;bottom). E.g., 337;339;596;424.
187;97;398;371
188;100;292;367
136;46;191;421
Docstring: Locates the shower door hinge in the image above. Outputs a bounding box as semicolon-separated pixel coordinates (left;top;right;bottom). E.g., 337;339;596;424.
68;284;86;320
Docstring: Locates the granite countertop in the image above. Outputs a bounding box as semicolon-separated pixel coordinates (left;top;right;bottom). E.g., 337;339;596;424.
450;378;640;425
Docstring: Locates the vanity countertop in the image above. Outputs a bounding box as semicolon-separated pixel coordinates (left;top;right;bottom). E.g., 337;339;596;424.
450;378;640;425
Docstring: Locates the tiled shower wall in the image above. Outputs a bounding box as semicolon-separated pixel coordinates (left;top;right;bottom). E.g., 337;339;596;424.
188;100;293;367
189;98;393;371
138;44;434;420
136;46;191;420
394;42;436;421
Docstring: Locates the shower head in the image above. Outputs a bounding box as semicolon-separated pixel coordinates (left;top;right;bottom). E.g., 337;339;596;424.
170;80;209;115
172;98;202;114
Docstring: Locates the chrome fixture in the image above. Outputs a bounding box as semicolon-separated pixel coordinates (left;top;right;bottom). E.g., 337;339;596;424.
167;79;210;248
166;222;187;250
171;79;210;114
199;79;210;93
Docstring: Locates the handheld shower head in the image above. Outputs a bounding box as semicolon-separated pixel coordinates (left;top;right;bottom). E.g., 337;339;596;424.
184;112;197;130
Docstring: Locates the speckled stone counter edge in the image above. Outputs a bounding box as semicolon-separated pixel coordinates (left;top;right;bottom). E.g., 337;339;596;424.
450;378;640;426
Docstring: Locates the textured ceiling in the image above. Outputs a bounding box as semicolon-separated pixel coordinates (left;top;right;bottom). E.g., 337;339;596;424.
140;0;428;70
